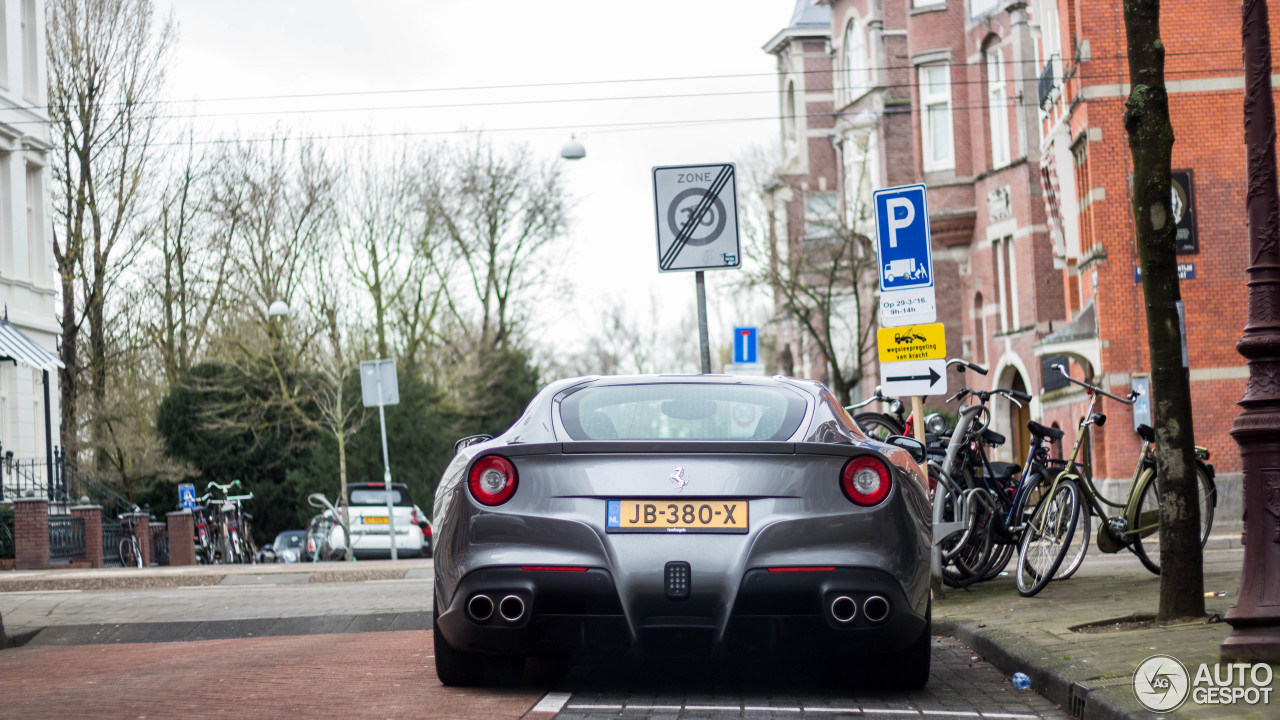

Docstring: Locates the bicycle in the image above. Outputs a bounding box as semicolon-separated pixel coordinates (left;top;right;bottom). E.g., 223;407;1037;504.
305;492;351;562
119;511;144;568
1034;364;1216;581
929;375;1042;588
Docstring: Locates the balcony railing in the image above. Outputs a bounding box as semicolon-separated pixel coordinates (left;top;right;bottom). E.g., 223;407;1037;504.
1038;57;1058;107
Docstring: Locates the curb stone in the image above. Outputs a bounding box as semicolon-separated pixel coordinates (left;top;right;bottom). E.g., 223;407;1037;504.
938;618;1182;720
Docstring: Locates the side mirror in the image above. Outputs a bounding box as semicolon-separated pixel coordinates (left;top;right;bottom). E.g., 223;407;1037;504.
886;435;927;464
453;434;493;455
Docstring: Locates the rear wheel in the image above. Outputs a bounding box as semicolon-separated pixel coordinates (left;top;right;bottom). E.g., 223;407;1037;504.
878;600;931;690
1016;479;1079;597
1132;464;1216;576
119;538;141;568
1056;497;1091;581
432;595;524;686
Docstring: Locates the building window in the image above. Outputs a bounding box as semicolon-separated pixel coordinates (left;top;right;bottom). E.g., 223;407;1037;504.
973;292;986;364
0;6;8;89
970;0;1000;18
784;81;798;156
843;130;878;233
26;163;43;284
993;236;1019;332
22;0;38;102
919;64;954;172
805;192;839;240
987;46;1010;168
842;17;869;103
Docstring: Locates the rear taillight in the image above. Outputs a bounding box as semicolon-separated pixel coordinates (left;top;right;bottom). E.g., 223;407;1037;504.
424;525;432;538
469;455;518;506
840;456;892;506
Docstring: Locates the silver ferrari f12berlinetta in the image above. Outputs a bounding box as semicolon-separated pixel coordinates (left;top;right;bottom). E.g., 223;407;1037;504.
431;374;933;687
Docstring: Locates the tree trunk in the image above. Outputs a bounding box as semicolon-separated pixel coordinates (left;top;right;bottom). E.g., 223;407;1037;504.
1122;0;1204;620
58;265;78;466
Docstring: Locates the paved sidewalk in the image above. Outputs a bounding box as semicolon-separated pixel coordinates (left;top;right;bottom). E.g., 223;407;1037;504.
935;543;1277;720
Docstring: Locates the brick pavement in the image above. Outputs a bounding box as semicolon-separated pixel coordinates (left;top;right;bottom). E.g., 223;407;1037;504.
0;630;543;720
934;547;1278;720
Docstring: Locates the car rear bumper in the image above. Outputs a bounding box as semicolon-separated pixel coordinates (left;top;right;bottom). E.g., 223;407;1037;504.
434;566;925;660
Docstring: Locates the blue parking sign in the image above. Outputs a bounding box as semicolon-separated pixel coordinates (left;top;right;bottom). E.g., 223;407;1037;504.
873;184;934;293
732;327;758;364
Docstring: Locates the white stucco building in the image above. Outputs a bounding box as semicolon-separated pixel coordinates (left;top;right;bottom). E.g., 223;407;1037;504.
0;0;62;484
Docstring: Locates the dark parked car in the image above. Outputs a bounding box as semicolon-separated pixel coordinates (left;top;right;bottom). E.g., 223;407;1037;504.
258;530;306;563
431;375;932;688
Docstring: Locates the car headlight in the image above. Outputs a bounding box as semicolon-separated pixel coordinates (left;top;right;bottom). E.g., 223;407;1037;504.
924;413;949;436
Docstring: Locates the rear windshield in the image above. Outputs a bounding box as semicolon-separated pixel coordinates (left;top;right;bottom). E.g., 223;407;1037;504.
348;487;413;507
560;383;808;441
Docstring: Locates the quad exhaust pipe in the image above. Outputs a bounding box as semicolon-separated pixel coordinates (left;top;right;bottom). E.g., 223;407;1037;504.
863;595;890;623
830;595;857;624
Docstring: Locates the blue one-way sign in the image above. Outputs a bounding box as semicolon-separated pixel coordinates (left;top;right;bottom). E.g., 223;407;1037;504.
732;326;758;364
873;184;934;293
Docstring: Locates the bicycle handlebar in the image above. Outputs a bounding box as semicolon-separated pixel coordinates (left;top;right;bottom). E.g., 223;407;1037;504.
946;358;989;375
224;493;253;502
1051;364;1137;405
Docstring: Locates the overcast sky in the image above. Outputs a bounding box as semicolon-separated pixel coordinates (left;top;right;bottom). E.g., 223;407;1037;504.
161;0;794;365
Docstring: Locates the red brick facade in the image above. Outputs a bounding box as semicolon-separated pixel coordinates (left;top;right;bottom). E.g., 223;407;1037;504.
72;505;104;568
167;510;195;567
768;0;1250;504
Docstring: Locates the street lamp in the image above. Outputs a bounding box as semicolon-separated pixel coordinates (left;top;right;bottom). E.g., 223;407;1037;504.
268;300;290;318
560;134;586;160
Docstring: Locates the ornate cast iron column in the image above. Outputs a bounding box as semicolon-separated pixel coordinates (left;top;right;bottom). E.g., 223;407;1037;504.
1223;0;1280;664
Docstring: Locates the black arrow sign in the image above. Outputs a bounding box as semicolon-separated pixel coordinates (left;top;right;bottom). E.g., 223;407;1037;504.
887;366;941;386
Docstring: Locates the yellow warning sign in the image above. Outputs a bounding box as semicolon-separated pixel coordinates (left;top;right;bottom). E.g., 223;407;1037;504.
877;323;946;363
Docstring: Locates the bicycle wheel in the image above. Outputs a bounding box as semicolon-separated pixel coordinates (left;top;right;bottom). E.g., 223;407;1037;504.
119;538;141;568
1131;463;1216;575
854;412;903;441
1016;478;1080;597
1056;497;1091;581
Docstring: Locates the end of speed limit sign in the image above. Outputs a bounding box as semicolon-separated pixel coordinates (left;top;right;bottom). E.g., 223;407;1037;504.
652;163;742;273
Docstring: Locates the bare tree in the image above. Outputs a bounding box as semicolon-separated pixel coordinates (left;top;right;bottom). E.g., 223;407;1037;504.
427;136;569;350
47;0;175;465
144;139;231;385
741;138;880;405
343;144;447;367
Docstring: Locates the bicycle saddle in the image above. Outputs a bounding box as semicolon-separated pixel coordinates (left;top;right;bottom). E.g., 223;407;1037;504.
1027;420;1064;441
1136;424;1156;443
987;461;1022;482
981;428;1006;446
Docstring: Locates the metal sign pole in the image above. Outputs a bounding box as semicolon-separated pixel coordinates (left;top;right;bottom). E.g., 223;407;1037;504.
376;372;397;561
696;270;711;374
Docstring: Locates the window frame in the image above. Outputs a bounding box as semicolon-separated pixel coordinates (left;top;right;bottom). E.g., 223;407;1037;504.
842;16;870;104
918;63;955;172
987;46;1011;168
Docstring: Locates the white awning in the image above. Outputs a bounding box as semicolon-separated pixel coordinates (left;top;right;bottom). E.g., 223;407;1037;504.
0;319;63;372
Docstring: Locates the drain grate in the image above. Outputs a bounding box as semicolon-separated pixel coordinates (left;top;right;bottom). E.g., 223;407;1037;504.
1070;675;1133;717
665;561;691;600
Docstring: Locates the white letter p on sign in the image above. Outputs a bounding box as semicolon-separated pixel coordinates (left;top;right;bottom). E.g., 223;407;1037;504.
886;197;915;249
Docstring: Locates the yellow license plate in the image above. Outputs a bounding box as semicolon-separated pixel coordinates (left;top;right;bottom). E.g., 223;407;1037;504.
362;516;389;524
606;499;748;533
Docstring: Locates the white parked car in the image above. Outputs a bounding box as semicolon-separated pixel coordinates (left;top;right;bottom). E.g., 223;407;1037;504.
346;482;424;559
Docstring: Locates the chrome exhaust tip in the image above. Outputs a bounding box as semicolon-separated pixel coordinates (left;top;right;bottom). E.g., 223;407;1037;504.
830;595;858;624
863;595;891;623
467;593;494;622
498;594;526;623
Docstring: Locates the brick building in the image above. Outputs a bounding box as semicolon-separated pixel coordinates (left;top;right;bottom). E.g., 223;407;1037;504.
765;0;1250;504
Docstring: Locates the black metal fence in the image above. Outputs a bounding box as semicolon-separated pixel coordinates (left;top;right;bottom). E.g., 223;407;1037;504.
102;519;124;568
49;515;86;565
0;506;13;560
151;525;169;566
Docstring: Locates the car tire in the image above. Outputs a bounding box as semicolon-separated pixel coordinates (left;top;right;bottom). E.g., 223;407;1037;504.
879;600;931;690
434;594;481;686
432;594;525;687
